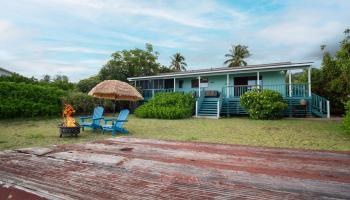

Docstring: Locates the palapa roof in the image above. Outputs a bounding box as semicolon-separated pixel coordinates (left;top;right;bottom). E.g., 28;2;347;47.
88;80;143;101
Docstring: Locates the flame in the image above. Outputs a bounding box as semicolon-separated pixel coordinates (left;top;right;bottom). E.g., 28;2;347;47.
63;104;76;127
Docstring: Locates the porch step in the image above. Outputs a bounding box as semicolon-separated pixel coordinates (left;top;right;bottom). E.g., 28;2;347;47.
197;97;220;118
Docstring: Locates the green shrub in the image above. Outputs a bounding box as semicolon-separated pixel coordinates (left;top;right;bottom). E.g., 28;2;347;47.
135;92;195;119
61;92;116;114
343;100;350;132
0;82;65;118
240;89;288;120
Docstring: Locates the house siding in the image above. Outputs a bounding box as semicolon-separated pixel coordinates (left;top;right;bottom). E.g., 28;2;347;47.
174;71;286;94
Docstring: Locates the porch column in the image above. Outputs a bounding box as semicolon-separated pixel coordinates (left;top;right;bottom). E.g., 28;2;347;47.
257;71;260;89
173;78;176;92
308;67;311;97
289;71;292;97
327;100;330;119
198;76;201;97
226;74;229;98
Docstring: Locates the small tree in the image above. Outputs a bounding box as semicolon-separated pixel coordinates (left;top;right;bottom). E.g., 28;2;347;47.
240;89;287;120
99;43;162;82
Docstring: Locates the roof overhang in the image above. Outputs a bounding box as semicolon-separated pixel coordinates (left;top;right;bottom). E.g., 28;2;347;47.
127;62;313;81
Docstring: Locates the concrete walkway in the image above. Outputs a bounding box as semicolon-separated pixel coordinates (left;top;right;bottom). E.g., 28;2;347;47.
1;137;350;199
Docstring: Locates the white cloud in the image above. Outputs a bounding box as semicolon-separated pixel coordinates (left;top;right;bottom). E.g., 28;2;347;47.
1;0;350;80
47;46;111;55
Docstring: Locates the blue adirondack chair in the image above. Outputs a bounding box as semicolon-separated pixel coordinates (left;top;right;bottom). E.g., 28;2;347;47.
102;109;129;136
80;106;104;132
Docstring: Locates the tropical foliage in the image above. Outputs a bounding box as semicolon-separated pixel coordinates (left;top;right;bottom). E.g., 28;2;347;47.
343;100;350;133
0;73;75;91
135;92;195;119
170;53;187;71
240;89;288;120
293;28;350;114
0;82;65;118
99;43;164;81
76;76;100;93
224;44;251;67
78;43;173;93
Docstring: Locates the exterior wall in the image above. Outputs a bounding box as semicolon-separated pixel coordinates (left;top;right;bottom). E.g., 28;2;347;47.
175;71;286;94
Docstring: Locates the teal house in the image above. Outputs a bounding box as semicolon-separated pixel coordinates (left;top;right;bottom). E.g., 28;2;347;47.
127;62;330;118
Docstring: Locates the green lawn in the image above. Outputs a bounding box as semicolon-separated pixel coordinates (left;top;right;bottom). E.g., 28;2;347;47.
0;115;349;151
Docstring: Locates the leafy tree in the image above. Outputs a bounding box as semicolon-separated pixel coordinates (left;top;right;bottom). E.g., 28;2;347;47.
320;31;350;114
77;75;100;93
41;74;51;83
224;44;251;67
51;75;75;91
295;28;350;114
99;43;161;82
0;73;37;84
170;53;187;71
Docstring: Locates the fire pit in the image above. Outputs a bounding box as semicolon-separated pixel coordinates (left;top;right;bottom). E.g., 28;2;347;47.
59;104;80;137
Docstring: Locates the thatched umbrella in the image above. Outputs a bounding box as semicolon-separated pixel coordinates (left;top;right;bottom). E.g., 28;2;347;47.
88;80;143;113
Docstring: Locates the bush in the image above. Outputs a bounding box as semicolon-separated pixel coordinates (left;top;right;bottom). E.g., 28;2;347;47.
61;92;117;114
0;82;65;118
343;100;350;132
135;92;195;119
240;89;288;120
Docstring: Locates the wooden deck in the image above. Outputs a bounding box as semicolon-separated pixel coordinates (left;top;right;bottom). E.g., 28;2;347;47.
1;137;349;199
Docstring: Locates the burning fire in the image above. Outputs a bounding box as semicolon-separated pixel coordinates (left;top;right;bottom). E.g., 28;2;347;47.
62;104;77;127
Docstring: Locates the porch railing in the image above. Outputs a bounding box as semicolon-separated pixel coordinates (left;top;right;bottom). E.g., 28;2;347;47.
142;88;203;99
311;93;330;118
142;88;174;99
222;84;309;98
195;89;205;117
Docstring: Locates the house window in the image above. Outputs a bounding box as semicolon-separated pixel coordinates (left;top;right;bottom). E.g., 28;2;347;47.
137;80;150;89
191;79;198;88
191;78;208;88
179;80;183;88
234;76;262;86
153;79;164;89
201;78;208;88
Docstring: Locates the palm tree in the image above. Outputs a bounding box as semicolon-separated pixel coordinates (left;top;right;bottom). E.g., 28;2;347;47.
170;53;187;71
224;45;251;67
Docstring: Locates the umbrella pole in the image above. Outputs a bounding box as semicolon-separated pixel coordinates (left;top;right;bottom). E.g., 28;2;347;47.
114;99;117;114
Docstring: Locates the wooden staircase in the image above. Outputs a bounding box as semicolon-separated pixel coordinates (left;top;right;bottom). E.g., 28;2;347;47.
197;98;219;117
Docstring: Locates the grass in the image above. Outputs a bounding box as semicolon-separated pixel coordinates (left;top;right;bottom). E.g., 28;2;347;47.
0;117;110;150
0;115;349;151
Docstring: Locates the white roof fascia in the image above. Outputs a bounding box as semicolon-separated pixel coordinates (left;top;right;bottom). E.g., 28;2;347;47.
127;63;311;81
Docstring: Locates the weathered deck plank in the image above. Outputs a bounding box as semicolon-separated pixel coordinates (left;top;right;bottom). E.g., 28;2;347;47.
0;137;349;199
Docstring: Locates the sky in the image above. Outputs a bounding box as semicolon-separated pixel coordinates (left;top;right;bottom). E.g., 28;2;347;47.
0;0;349;82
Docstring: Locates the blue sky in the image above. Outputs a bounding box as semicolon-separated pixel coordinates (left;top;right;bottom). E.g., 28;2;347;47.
0;0;349;82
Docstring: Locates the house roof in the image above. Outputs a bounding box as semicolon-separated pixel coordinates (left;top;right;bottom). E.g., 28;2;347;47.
0;67;13;74
127;61;313;81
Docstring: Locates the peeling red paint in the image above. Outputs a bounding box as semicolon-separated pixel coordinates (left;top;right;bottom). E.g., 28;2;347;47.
0;137;349;199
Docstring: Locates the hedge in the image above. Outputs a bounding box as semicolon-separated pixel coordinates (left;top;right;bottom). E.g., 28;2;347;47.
135;92;195;119
343;100;350;133
61;92;116;114
240;89;288;120
0;82;65;118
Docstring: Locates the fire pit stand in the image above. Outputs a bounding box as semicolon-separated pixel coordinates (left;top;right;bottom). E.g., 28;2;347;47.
58;124;81;137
